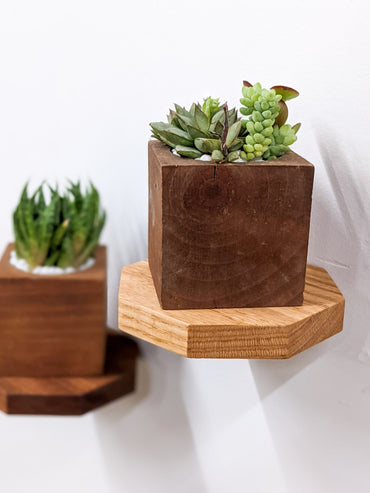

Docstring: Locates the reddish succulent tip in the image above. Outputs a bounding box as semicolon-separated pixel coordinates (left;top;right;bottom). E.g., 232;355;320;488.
275;100;288;127
270;85;299;101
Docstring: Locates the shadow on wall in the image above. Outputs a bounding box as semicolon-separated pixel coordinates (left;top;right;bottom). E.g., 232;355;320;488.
310;128;370;359
250;122;370;401
93;342;207;493
250;345;370;492
250;128;370;492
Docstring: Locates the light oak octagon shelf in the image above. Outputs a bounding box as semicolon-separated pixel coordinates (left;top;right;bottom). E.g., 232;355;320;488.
118;260;344;359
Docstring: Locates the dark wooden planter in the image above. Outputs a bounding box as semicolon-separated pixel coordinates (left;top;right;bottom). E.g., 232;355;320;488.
0;243;107;377
148;140;314;310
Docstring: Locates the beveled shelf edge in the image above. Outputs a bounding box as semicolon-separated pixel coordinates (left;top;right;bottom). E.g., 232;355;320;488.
118;261;345;359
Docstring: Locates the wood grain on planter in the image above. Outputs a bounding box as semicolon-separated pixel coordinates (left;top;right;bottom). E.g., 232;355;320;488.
148;140;314;309
0;243;107;377
118;260;344;359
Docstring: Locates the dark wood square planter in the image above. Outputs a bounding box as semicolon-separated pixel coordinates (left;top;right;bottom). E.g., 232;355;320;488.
148;140;314;310
0;243;107;377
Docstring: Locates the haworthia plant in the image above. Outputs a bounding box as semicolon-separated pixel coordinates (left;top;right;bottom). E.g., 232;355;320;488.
150;82;300;163
13;181;106;269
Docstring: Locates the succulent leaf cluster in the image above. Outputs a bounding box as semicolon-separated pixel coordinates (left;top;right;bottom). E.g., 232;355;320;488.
150;97;245;163
262;123;300;160
13;181;106;270
239;82;281;160
150;82;300;163
240;81;300;160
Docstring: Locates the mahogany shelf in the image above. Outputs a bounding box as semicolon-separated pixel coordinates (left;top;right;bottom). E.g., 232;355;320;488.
0;330;138;415
118;260;344;359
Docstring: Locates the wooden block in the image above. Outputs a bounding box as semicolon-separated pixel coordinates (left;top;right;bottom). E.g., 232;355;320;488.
148;140;314;309
118;260;345;359
0;243;107;377
0;331;139;415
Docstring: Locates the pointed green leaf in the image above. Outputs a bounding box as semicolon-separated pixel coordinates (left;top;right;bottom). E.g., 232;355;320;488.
194;104;209;133
292;123;301;133
226;121;242;147
227;108;238;126
228;138;244;152
175;145;202;159
157;128;193;147
194;138;221;154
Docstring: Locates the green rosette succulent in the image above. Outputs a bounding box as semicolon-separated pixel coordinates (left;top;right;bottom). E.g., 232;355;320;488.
13;181;106;270
150;97;246;163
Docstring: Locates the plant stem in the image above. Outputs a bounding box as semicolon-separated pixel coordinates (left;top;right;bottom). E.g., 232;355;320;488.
221;103;229;156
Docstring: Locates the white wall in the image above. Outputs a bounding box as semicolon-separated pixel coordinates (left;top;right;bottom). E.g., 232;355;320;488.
0;1;369;491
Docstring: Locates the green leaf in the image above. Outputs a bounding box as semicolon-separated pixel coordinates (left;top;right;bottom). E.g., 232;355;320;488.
226;121;242;147
44;250;61;267
175;145;202;159
174;104;193;119
194;138;221;154
227;151;239;162
151;123;193;147
51;219;69;248
57;235;74;268
227;108;238;126
211;150;225;162
202;97;221;121
172;115;194;132
74;211;105;268
209;120;224;137
210;109;225;125
194;104;209;133
150;122;172;133
186;125;211;140
228;138;244;152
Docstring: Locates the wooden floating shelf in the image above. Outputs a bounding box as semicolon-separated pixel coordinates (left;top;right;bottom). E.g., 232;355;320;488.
118;261;344;359
0;331;138;415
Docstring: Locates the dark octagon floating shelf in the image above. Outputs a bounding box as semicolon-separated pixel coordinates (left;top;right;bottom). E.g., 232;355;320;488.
0;330;138;416
118;261;344;359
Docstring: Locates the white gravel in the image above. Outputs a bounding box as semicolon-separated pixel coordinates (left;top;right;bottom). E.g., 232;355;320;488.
172;148;246;163
9;250;95;275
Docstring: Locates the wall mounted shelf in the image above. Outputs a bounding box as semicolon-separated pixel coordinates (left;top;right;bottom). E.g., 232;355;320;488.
118;260;344;359
0;330;138;415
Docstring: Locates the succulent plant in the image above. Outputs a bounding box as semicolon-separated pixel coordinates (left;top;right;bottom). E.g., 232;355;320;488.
13;181;106;270
240;81;300;161
262;123;300;160
150;97;246;163
150;82;300;163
